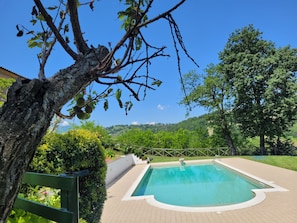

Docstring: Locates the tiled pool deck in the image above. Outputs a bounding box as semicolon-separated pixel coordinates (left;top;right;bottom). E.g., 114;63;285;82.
101;158;297;223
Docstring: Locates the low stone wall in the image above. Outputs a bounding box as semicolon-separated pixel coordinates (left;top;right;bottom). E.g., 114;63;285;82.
105;154;146;187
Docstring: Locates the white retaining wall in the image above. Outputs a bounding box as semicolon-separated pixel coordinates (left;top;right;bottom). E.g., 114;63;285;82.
105;154;146;186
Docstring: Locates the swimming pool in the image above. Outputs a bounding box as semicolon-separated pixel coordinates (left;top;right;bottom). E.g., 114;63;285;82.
132;162;268;206
123;159;288;212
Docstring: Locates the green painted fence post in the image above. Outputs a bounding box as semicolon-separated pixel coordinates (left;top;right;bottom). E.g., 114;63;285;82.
60;170;89;223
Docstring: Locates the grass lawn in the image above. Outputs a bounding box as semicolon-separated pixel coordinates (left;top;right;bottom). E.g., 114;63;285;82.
148;155;297;172
243;155;297;171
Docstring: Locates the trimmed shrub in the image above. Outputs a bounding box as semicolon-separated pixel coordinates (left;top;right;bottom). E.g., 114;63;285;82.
28;129;107;223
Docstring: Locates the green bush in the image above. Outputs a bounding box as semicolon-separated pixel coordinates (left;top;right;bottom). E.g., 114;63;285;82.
28;129;107;223
8;187;60;223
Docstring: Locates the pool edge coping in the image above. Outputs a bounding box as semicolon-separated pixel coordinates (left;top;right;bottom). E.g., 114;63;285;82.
122;158;288;213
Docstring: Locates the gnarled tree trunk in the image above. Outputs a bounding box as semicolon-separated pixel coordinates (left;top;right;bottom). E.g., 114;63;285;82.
0;46;108;222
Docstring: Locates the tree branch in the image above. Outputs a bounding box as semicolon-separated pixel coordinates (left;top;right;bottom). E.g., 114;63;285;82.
34;0;78;60
38;3;67;80
93;0;186;73
137;0;186;29
68;0;89;54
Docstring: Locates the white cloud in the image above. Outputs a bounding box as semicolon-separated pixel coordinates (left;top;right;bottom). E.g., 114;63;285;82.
157;104;165;110
60;120;70;126
146;122;156;125
131;121;139;125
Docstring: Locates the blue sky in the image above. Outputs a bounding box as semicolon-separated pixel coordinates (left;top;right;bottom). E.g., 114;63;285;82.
1;0;297;127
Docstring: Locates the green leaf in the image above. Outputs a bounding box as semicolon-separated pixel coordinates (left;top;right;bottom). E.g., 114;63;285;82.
124;101;133;115
27;40;38;48
36;14;45;21
135;37;142;50
31;6;38;16
118;11;126;20
117;99;123;108
115;89;122;100
47;6;58;10
104;100;109;111
152;80;162;87
64;24;69;34
16;30;23;37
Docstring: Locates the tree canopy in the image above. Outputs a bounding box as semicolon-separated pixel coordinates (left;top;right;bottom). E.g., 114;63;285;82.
181;25;297;155
219;25;297;153
181;64;237;154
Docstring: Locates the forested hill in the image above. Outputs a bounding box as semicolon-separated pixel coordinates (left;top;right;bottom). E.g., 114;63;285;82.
105;114;210;136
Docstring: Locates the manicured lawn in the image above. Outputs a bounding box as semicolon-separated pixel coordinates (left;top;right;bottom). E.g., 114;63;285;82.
243;156;297;172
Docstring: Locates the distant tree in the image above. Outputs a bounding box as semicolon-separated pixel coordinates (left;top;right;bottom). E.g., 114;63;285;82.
73;121;114;149
154;131;174;148
188;128;211;148
0;0;196;221
181;64;237;155
219;25;297;154
171;129;190;149
116;128;155;149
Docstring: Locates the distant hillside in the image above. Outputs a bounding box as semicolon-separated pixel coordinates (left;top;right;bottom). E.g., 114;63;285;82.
56;114;211;135
106;114;210;136
105;123;173;135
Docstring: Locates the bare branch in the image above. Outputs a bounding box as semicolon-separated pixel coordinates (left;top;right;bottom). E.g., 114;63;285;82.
34;0;78;60
166;14;199;68
167;13;198;108
38;3;66;80
137;0;186;29
122;82;140;101
56;110;75;119
68;0;89;54
93;0;186;73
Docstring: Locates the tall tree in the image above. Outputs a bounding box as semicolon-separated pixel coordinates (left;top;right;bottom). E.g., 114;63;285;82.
219;25;297;154
181;64;237;155
0;1;197;221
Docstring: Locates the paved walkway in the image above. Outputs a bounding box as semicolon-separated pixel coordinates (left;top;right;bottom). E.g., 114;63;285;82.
101;158;297;223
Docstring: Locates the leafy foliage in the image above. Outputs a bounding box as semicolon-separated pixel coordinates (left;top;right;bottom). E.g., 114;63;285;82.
8;188;60;223
181;65;238;154
0;78;15;107
218;25;297;152
72;121;115;149
115;124;223;154
28;130;107;223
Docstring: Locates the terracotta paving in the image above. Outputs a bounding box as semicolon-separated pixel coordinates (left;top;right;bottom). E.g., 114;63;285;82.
101;157;297;223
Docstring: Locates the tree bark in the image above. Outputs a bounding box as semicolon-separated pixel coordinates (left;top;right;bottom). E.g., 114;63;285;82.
0;46;109;222
219;111;237;155
224;131;237;155
259;134;265;155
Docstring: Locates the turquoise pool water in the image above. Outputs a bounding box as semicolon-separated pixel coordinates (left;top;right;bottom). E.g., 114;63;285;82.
132;163;269;207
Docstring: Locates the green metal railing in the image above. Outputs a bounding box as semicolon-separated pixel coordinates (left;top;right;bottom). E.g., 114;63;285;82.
14;170;89;223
